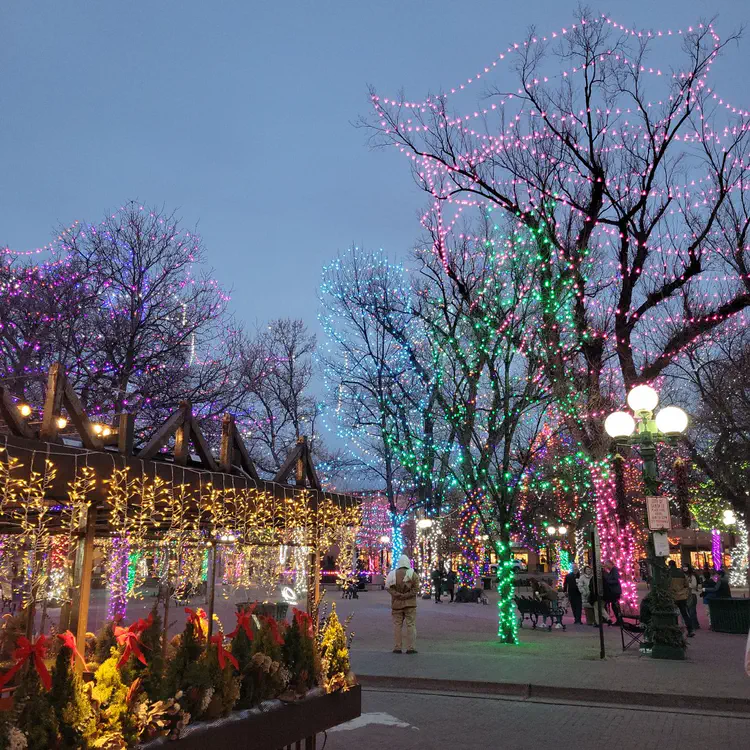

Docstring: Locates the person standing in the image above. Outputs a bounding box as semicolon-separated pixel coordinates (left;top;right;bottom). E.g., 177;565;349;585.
431;562;446;603
684;564;701;631
602;560;623;625
577;565;595;625
668;560;695;637
563;564;582;624
386;555;420;654
446;568;457;602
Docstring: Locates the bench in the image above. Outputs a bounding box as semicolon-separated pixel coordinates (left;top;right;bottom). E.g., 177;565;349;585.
515;596;566;631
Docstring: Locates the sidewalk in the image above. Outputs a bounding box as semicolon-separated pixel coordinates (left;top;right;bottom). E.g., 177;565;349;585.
332;588;750;709
71;584;750;709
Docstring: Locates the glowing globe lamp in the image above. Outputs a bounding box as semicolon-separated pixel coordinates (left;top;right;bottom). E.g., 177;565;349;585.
627;384;659;413
654;406;688;435
604;411;636;439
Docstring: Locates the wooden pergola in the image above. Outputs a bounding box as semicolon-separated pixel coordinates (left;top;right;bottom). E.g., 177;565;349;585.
0;365;360;650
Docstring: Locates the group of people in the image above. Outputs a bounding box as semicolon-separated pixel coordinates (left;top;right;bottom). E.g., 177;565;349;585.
430;562;458;602
668;561;732;634
559;560;623;626
384;553;736;654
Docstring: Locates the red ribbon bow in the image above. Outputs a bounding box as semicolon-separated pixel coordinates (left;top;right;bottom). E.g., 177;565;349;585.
262;616;285;646
0;635;51;691
293;608;313;638
133;612;153;634
114;622;147;669
210;634;238;671
227;606;255;640
58;630;86;669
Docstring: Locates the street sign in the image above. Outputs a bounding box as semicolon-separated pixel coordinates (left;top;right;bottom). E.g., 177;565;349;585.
653;531;670;558
646;496;671;530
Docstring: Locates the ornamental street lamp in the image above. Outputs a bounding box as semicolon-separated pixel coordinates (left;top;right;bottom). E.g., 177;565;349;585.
605;384;689;658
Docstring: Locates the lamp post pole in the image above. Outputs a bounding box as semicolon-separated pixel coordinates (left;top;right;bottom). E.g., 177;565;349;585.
604;386;689;660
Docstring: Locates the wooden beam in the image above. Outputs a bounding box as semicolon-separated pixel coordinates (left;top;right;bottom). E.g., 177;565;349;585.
40;363;65;441
219;414;234;473
69;502;97;670
138;407;186;460
296;436;306;484
62;379;102;450
118;412;134;455
302;447;322;491
190;418;218;472
0;386;35;439
174;404;192;466
274;441;303;485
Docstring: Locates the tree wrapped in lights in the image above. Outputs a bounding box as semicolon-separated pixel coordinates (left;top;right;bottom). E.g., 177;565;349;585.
369;12;750;599
409;212;548;643
319;247;457;561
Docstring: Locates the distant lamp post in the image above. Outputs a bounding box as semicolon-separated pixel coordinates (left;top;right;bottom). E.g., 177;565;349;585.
416;519;433;531
605;384;689;659
722;509;737;526
379;535;391;572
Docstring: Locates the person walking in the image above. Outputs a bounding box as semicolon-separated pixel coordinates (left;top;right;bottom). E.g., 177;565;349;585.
577;565;595;625
563;564;582;624
386;555;420;654
446;568;458;602
668;560;695;637
431;562;446;603
602;560;623;625
684;564;701;631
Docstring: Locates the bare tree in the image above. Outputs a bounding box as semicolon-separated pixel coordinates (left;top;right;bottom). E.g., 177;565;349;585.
239;319;319;477
319;246;448;544
367;10;750;582
675;335;750;580
0;253;97;403
57;202;229;432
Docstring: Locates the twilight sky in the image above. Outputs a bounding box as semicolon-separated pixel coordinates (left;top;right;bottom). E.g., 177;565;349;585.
2;1;749;333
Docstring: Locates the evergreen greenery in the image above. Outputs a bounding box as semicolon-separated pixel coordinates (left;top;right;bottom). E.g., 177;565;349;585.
13;664;58;750
49;645;95;749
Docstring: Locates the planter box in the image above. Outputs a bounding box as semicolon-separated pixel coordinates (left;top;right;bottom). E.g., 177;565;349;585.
708;598;750;634
144;685;361;750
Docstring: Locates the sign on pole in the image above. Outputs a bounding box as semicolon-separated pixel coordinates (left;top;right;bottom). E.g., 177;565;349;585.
653;531;670;558
646;496;671;531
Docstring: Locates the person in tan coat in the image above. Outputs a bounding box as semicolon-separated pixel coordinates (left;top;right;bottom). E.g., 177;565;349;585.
386;554;420;653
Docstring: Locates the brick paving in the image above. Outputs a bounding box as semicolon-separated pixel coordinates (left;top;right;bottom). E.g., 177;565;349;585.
325;690;750;750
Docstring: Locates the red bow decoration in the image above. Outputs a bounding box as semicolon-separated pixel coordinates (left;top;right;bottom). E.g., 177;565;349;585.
133;612;153;634
293;609;313;638
227;606;255;641
58;631;86;669
114;622;147;669
0;635;51;691
210;634;238;671
262;616;285;646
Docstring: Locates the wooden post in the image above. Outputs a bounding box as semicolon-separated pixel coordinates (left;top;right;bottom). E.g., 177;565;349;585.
69;502;97;670
174;411;191;466
296;437;306;485
118;413;134;455
206;542;217;642
219;415;234;474
161;582;171;662
40;363;65;441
